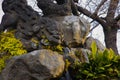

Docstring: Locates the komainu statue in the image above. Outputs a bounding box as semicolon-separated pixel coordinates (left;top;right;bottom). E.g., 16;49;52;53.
0;0;40;31
0;0;63;51
37;0;90;47
0;0;90;51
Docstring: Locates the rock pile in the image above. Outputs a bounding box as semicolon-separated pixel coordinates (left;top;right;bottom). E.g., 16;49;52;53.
0;0;105;80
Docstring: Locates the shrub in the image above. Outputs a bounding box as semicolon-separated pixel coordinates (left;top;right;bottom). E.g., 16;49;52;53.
72;41;120;80
0;31;27;72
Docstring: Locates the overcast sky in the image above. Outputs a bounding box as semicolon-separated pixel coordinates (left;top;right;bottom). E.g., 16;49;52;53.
0;0;4;23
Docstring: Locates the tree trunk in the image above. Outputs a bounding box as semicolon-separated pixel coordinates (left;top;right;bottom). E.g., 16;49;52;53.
103;26;118;55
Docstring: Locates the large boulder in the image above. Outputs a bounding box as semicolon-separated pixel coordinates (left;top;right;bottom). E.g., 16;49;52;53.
69;48;90;63
62;16;90;47
0;0;90;51
85;37;106;51
15;17;63;51
0;74;2;80
48;15;90;47
16;15;90;51
1;49;65;80
64;48;90;80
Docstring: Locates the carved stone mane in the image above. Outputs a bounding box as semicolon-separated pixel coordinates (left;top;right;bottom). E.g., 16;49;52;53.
0;0;79;31
0;0;40;31
0;0;88;51
37;0;79;16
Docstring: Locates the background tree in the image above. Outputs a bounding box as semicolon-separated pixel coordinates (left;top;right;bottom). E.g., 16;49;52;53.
76;0;120;54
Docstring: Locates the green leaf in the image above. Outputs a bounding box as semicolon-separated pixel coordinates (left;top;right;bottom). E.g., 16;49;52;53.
87;73;94;77
66;40;120;80
90;41;97;59
91;41;97;54
104;64;112;68
107;68;113;72
98;67;105;71
99;74;106;77
82;70;89;74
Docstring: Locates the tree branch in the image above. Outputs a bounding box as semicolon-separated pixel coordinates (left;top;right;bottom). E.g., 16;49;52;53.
115;14;120;21
90;23;99;32
106;0;119;19
94;0;107;15
77;5;107;27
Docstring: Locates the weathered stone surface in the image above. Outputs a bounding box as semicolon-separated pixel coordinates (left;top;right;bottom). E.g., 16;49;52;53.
85;37;106;51
0;74;3;80
15;17;63;51
62;16;90;47
43;15;90;48
76;48;90;63
0;0;40;31
37;0;79;16
64;48;90;80
63;47;90;64
1;50;65;80
0;0;107;80
71;48;90;63
16;15;90;51
0;0;64;51
0;0;90;52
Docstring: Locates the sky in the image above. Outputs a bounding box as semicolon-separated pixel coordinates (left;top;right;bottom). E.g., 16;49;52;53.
0;0;120;53
0;0;3;22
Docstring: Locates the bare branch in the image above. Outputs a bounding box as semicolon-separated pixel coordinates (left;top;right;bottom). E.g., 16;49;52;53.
77;5;106;27
90;20;95;23
98;9;107;17
115;14;120;21
85;0;92;9
90;23;99;32
85;0;97;13
77;6;93;18
117;21;120;29
106;0;119;19
94;0;107;15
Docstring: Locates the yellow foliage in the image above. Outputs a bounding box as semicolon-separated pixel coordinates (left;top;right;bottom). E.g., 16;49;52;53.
0;55;11;72
0;31;27;72
31;38;39;44
56;45;63;52
43;44;64;54
65;59;71;71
